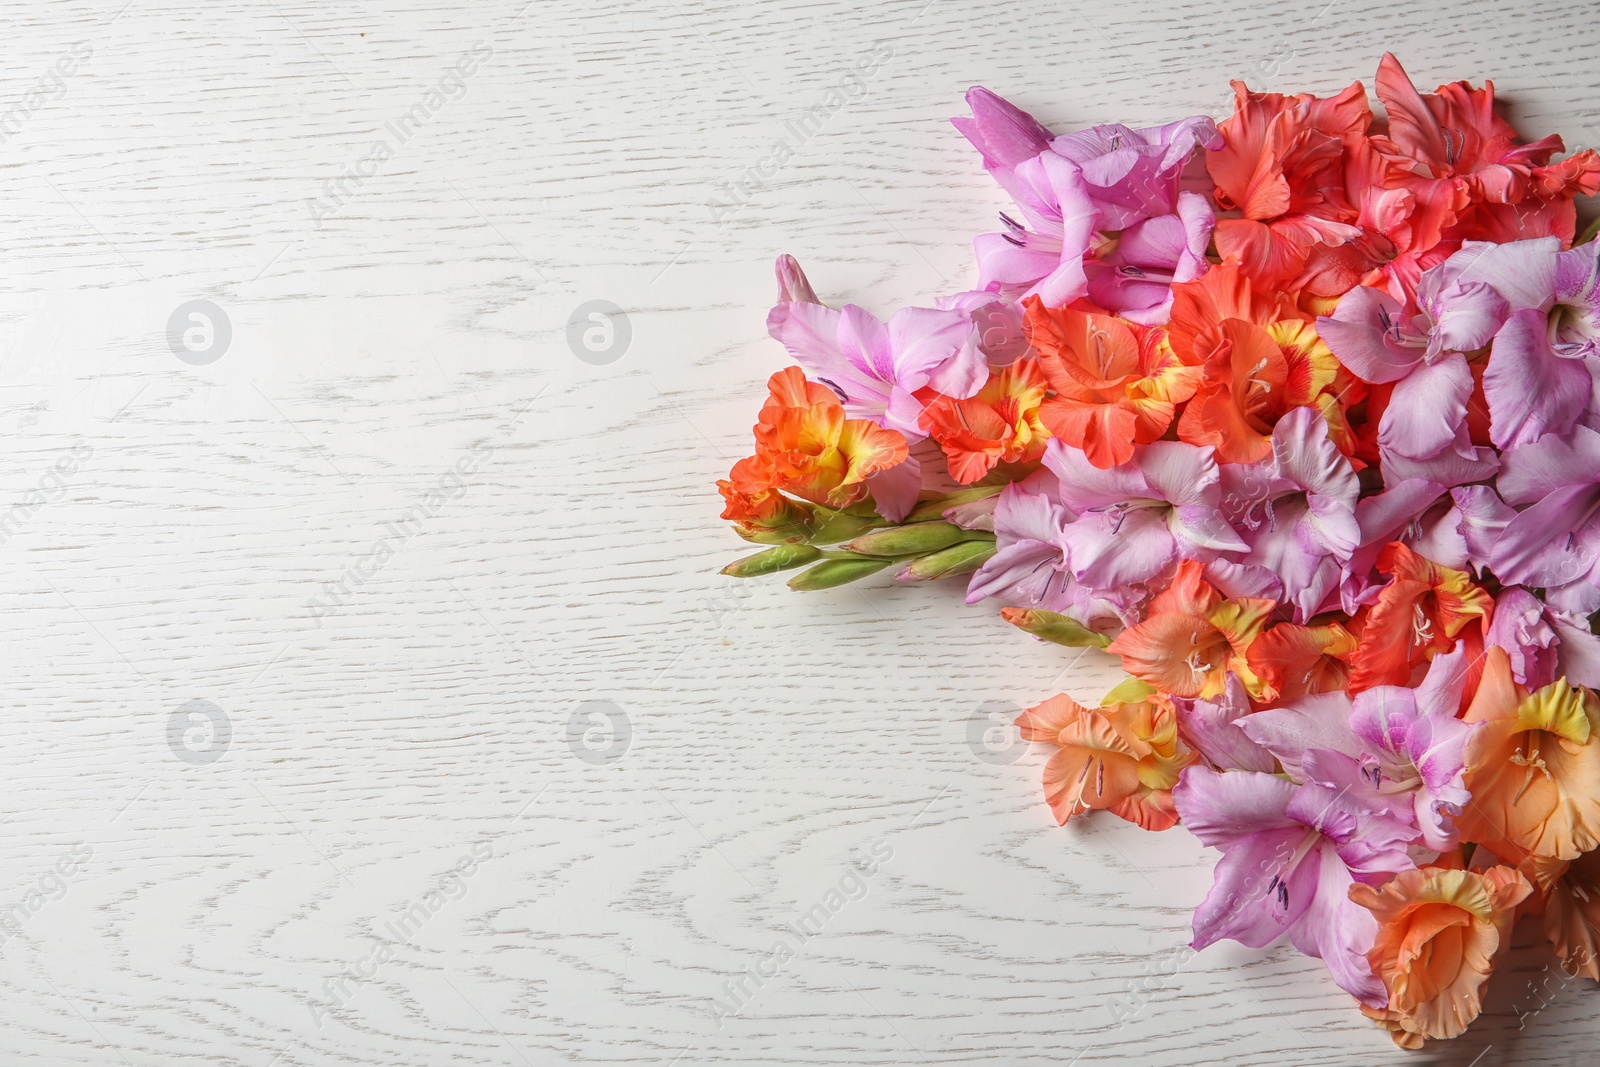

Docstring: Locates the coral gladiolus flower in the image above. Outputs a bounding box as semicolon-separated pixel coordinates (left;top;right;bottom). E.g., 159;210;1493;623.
1349;864;1532;1048
1176;316;1341;464
1347;543;1493;692
1106;560;1276;699
1456;648;1600;860
919;358;1050;483
1524;850;1600;981
1166;261;1307;366
1204;79;1370;290
727;367;908;509
1026;300;1199;468
1246;621;1357;701
1372;54;1600;249
1014;689;1193;830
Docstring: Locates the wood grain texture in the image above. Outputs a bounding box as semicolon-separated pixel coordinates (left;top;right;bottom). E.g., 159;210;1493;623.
0;0;1596;1063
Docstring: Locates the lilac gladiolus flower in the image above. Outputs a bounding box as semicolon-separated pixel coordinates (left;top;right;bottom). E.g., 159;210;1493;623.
1040;438;1245;591
1214;406;1360;622
1243;647;1476;853
1320;237;1596;459
1492;424;1600;614
1173;766;1408;1008
1085;192;1215;325
964;483;1139;627
766;269;987;438
1051;116;1222;229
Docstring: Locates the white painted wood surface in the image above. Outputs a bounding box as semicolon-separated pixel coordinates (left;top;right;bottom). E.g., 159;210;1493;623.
1;1;1596;1063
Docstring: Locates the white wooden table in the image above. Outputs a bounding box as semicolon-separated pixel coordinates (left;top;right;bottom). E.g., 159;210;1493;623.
1;1;1596;1063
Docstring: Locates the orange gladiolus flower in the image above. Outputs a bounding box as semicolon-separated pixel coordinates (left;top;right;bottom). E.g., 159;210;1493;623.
1456;649;1600;861
1014;687;1193;831
1522;850;1600;981
919;358;1050;483
1166;261;1307;366
1105;560;1276;700
716;483;814;542
1245;620;1357;702
1025;299;1199;469
1349;865;1532;1048
727;366;907;509
1205;79;1371;291
1175;316;1342;463
1347;543;1493;692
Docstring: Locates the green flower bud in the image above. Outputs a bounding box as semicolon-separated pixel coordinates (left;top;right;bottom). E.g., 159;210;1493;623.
897;540;997;581
844;521;981;557
808;508;884;545
721;543;823;578
999;607;1111;648
905;486;1003;524
786;557;893;591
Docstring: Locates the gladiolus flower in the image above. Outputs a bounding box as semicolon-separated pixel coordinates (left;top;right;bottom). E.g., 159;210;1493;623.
1015;689;1193;830
1106;560;1275;699
1457;648;1600;860
1027;300;1199;468
919;358;1051;483
1523;850;1600;981
1349;864;1532;1048
1346;542;1492;692
727;367;908;509
1246;620;1357;701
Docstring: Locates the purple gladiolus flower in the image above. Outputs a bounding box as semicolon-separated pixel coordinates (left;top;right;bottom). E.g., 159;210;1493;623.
1040;438;1245;591
1085;192;1215;325
964;482;1139;627
766;264;987;438
1215;406;1360;622
1050;116;1222;229
1173;766;1408;1008
1491;424;1600;614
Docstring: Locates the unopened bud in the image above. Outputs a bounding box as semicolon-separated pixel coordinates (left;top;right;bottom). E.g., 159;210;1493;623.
808;507;883;545
844;522;975;557
775;254;820;304
1000;607;1111;648
905;486;1003;525
898;540;996;581
787;557;892;590
722;543;822;577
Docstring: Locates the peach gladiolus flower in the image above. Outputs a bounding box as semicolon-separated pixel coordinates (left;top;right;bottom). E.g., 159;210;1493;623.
919;358;1050;483
1456;649;1600;861
1245;620;1357;702
1522;850;1600;980
727;366;908;510
1014;687;1193;830
1105;559;1275;699
1347;543;1493;692
1025;300;1199;469
1350;864;1532;1048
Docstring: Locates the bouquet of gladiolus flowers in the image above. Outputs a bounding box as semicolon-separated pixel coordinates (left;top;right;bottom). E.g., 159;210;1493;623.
714;54;1600;1048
